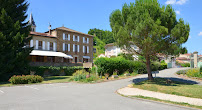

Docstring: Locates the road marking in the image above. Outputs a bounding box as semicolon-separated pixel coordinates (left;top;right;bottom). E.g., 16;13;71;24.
0;90;4;93
25;86;39;90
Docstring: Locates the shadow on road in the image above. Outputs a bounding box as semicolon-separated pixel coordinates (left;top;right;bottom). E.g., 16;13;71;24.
131;77;198;86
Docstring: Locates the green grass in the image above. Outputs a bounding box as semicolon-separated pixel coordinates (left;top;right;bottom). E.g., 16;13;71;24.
0;76;72;87
42;76;72;83
133;78;202;99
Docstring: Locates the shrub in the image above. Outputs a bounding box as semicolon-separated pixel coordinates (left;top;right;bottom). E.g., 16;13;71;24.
159;60;167;70
94;57;147;76
186;68;202;78
72;70;99;82
151;62;161;71
176;70;187;75
9;75;43;84
180;63;190;67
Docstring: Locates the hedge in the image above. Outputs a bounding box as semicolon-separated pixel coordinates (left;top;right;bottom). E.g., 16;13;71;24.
30;66;83;76
9;75;43;84
94;57;167;76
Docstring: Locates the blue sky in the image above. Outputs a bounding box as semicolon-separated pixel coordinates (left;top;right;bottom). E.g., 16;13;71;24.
27;0;202;54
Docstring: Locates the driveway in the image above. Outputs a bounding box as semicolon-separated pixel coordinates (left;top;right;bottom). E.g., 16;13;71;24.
0;68;199;110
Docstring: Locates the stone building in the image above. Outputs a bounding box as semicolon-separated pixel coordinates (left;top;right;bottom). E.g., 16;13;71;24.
28;13;93;67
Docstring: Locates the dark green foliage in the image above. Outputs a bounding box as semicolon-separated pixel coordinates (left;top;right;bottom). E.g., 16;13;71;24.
9;75;43;84
180;63;190;67
94;57;166;76
0;0;32;81
30;66;83;76
88;28;115;45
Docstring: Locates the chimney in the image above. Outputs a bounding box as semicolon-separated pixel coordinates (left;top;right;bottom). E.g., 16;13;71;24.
48;24;51;35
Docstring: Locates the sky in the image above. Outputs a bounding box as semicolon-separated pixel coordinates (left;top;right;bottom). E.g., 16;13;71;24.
27;0;202;54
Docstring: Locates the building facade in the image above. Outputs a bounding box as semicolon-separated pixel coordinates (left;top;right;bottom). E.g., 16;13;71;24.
104;43;139;60
28;13;93;67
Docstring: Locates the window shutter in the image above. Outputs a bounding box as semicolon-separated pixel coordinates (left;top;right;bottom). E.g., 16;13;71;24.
87;38;89;44
53;42;56;51
87;46;89;53
83;37;85;43
42;41;45;50
73;35;75;41
35;40;38;49
77;36;79;42
30;40;33;47
77;45;79;52
73;44;75;52
63;33;65;40
47;42;50;50
63;43;65;51
68;34;70;40
68;44;70;51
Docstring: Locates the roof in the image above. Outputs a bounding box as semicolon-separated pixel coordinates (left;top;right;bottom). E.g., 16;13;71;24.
182;53;191;56
30;31;57;38
45;27;94;37
176;57;190;60
30;50;73;59
105;43;115;48
29;13;36;26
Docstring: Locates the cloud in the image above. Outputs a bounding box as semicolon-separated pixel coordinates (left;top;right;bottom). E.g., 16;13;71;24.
198;32;202;36
175;10;180;15
176;0;188;5
165;0;176;5
165;0;188;5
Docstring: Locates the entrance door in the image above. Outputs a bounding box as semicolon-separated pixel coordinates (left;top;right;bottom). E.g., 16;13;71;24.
75;57;77;63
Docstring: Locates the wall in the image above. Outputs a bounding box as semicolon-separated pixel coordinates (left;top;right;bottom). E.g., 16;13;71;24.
55;29;94;63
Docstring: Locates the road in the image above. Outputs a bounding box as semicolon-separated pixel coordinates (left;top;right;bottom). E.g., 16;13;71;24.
0;67;200;110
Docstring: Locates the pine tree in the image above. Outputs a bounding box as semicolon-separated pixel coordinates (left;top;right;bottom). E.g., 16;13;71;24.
0;0;32;81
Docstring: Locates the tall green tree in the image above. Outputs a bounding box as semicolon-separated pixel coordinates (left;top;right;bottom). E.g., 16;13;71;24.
110;0;190;80
88;28;114;45
0;0;32;81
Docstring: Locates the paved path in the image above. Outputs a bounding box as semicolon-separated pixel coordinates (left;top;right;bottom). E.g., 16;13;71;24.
0;68;200;110
118;87;202;106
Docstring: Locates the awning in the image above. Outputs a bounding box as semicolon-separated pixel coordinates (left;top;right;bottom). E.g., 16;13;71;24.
83;56;90;59
30;50;73;59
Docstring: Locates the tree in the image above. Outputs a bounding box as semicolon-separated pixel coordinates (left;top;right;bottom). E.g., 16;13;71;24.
110;0;190;80
88;28;115;45
0;0;32;81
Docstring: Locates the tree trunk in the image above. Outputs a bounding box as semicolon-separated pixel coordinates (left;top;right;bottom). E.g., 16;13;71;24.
146;55;154;80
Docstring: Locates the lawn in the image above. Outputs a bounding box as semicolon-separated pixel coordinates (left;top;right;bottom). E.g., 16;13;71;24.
42;76;72;83
0;76;72;87
132;78;202;99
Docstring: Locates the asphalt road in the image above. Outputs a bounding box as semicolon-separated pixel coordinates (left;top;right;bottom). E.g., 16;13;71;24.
0;68;200;110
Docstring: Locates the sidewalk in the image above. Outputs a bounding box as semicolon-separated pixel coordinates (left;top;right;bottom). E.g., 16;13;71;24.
117;87;202;106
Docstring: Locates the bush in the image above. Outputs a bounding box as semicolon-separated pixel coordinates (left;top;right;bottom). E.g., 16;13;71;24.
186;68;202;78
72;70;99;82
9;75;44;84
176;70;187;75
94;57;147;76
159;60;167;70
180;63;190;67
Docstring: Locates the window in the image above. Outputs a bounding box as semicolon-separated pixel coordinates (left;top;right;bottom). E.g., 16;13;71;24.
65;44;68;51
83;58;88;63
38;41;42;50
75;45;77;52
50;42;53;51
63;33;70;40
73;35;79;42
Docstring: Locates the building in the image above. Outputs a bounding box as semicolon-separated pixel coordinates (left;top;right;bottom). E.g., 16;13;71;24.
28;13;93;67
104;43;139;60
